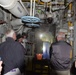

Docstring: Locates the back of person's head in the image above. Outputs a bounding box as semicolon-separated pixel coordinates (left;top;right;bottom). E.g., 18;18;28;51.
16;34;23;42
22;32;28;38
5;29;16;40
56;32;65;41
17;34;22;39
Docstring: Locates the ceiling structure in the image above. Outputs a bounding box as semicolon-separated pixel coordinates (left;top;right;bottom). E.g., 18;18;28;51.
0;0;74;38
21;0;73;34
0;0;75;54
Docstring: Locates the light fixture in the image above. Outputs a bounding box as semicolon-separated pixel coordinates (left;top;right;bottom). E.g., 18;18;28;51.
39;34;43;38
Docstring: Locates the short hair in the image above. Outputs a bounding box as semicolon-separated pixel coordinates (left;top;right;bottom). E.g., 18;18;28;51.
16;34;22;40
56;32;65;38
5;29;15;38
22;33;28;38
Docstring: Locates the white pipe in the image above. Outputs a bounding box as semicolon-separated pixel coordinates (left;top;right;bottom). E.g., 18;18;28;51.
41;0;51;2
10;19;23;26
19;0;28;15
30;0;32;16
0;0;28;18
33;0;35;17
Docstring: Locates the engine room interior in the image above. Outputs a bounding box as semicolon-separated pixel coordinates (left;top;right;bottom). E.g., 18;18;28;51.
0;0;76;75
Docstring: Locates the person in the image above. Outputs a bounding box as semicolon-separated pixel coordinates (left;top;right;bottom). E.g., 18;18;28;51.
0;61;3;75
16;34;26;55
0;29;25;75
22;33;28;48
16;34;23;43
49;32;72;75
22;33;33;55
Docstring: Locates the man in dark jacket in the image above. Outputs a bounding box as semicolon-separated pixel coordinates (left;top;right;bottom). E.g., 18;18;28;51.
0;29;25;75
50;32;72;75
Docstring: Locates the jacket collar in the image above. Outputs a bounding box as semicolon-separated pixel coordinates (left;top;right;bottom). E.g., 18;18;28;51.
6;37;15;42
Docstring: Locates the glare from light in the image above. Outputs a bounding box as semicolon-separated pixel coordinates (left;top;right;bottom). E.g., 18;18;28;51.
43;44;46;53
39;34;43;38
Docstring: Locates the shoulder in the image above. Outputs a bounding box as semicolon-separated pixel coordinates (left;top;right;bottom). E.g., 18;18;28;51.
0;41;6;46
15;41;24;48
15;41;21;45
13;41;25;53
65;42;71;46
61;41;71;47
50;42;58;49
51;42;58;46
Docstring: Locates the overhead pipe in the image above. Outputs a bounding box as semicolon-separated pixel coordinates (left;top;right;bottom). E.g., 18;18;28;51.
33;0;35;17
68;3;73;30
0;0;28;18
30;0;33;16
67;2;73;60
41;0;50;3
36;1;64;5
22;0;64;5
30;0;36;17
68;2;73;44
69;3;72;10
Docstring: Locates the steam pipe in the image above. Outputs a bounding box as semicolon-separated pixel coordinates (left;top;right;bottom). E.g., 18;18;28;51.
30;0;33;16
0;0;28;18
36;1;64;5
68;2;73;60
33;0;35;17
69;3;72;10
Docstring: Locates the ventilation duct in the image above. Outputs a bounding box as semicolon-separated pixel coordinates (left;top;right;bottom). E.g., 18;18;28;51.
0;0;28;18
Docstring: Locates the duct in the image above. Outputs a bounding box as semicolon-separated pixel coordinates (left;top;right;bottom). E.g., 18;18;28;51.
0;0;28;18
67;2;73;60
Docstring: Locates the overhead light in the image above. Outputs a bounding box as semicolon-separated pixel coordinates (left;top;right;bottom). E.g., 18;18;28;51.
40;34;43;38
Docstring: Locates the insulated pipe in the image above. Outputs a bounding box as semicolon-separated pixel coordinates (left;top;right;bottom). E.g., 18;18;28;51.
68;21;72;27
36;1;64;5
0;0;28;18
68;3;73;43
68;2;73;59
68;3;72;26
69;3;72;10
33;0;35;17
41;0;51;2
30;0;33;16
